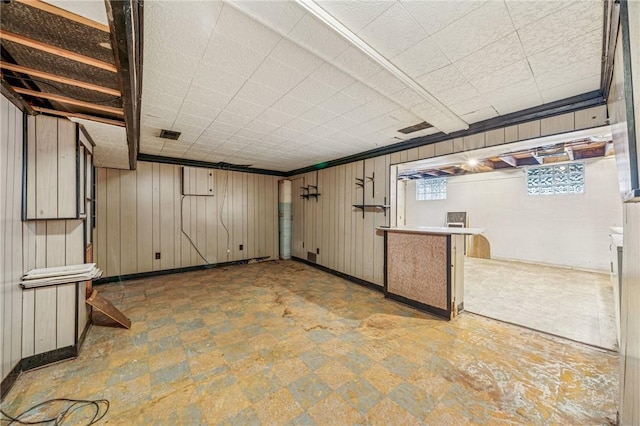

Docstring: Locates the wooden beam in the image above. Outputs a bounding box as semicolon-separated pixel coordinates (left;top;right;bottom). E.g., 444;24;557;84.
566;146;575;161
12;86;123;116
423;170;440;177
440;168;457;175
531;152;544;164
2;63;120;96
499;155;518;167
0;30;117;72
605;141;615;156
14;0;111;32
32;106;125;127
1;79;34;113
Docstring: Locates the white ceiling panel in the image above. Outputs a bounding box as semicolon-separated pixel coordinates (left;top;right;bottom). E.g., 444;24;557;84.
390;37;450;79
44;0;109;25
400;0;486;35
288;13;351;60
517;1;603;57
431;1;514;62
453;32;525;83
357;2;429;57
73;119;128;169
138;0;605;172
315;0;394;33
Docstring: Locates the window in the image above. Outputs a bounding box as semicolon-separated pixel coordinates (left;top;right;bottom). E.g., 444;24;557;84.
416;177;447;200
527;162;585;195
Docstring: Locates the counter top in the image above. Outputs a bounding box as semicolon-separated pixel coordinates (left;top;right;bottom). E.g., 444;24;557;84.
377;226;485;235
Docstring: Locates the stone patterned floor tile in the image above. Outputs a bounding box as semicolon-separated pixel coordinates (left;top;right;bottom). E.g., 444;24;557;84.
0;261;618;425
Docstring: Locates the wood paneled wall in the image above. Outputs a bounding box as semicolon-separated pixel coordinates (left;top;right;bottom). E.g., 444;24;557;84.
21;220;86;357
1;95;24;385
290;106;608;288
94;162;280;277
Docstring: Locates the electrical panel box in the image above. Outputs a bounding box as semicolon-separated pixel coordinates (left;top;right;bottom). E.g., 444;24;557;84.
182;166;214;196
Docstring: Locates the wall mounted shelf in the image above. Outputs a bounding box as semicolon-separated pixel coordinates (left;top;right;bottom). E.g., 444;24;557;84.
300;185;320;201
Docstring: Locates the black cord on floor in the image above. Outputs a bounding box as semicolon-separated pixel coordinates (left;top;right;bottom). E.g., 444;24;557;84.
0;398;109;425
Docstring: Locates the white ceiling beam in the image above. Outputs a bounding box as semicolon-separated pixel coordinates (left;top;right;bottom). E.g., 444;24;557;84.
290;0;469;134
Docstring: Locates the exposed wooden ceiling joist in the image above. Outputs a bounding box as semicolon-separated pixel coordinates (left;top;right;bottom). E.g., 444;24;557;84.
32;106;125;127
1;62;120;96
499;155;518;167
0;30;116;72
12;86;123;115
14;0;110;32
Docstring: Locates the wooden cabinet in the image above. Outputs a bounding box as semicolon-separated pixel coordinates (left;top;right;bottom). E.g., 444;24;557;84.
25;115;94;220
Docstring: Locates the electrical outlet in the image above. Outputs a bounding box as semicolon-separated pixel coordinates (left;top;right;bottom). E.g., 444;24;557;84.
316;248;319;254
155;252;161;259
239;244;243;251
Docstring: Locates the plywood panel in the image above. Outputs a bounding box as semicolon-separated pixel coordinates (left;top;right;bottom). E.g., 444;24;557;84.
504;125;518;143
56;283;75;348
120;171;137;274
36;115;58;218
362;159;374;282
453;138;464;153
152;163;161;270
26;116;36;219
65;220;84;264
407;148;419;161
246;174;256;259
343;165;353;275
57;120;77;218
372;155;387;286
241;174;248;260
418;144;435;159
95;168;107;271
137;162;153;272
518;120;541;140
34;287;57;354
46;220;66;267
485;129;505;147
105;169;120;276
435;140;453;156
159;164;176;269
575;105;607;130
271;176;280;259
22;289;35;357
541;112;574;136
336;166;346;273
463;133;485;151
232;172;243;260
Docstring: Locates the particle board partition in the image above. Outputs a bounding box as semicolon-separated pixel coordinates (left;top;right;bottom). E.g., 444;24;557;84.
379;226;484;319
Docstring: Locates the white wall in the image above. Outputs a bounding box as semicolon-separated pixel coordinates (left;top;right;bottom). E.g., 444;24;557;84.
405;156;622;272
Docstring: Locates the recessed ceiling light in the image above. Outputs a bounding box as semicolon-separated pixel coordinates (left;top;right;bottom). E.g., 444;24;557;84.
467;159;478;167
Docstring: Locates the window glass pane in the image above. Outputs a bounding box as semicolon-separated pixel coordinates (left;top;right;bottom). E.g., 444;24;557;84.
416;177;447;201
526;162;584;196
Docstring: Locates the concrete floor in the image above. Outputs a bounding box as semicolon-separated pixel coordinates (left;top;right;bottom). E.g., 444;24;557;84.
464;257;617;350
3;261;618;424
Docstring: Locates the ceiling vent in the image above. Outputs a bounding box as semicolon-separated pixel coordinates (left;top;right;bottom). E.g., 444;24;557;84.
397;121;433;134
159;129;181;140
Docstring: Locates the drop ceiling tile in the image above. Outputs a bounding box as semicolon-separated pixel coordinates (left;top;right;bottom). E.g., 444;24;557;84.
201;33;266;78
431;1;514;62
251;58;307;93
288;13;350;61
270;38;324;75
400;0;486;35
245;119;280;135
366;70;406;96
299;106;339;125
215;111;253;128
527;29;601;77
310;63;356;91
315;0;394;33
224;98;266;120
332;46;384;80
389;88;425;109
142;103;178;123
362;113;401;132
491;91;543;115
143;70;192;101
409;101;439;118
391;36;450;78
204;121;242;137
257;109;296;127
143;88;185;112
388;108;422;123
235;80;284;108
176;132;200;144
435;83;482;106
144;47;200;85
178;100;222;121
173;112;214;130
191;62;248;97
468;59;533;94
288;78;338;105
323;115;358;132
448;95;490;116
535;58;601;91
539;75;601;104
225;0;305;34
319;91;365;115
454;32;525;83
214;4;282;53
283;118;317;133
482;76;539;105
307;125;339;139
185;84;234;110
517;1;603;57
415;64;467;94
460;106;498;123
505;0;571;30
342;81;385;103
358;2;429;57
271;95;315;116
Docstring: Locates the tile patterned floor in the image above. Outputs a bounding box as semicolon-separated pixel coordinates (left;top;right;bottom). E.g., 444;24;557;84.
2;261;618;425
464;257;617;350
